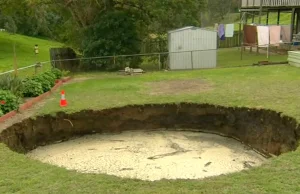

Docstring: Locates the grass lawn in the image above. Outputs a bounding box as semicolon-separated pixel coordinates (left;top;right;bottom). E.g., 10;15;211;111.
218;48;287;68
0;32;62;73
1;65;299;193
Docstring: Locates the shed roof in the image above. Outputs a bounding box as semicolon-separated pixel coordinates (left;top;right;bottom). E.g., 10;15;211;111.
168;26;216;34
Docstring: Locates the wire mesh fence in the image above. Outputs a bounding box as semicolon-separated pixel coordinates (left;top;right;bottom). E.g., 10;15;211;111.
0;46;289;80
0;61;52;79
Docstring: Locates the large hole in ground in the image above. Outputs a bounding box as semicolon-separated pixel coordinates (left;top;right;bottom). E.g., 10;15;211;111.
1;103;300;181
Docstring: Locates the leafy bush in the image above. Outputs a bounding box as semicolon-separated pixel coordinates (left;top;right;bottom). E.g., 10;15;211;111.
0;74;24;97
32;75;52;92
0;90;19;114
0;109;3;117
42;71;56;87
51;68;62;79
62;70;70;77
22;79;44;97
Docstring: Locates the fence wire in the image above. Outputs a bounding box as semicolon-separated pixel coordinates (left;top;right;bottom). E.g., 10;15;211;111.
0;46;290;79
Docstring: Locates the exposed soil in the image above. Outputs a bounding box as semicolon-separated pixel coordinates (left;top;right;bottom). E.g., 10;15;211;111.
64;77;94;85
0;103;299;157
27;130;266;181
146;79;213;95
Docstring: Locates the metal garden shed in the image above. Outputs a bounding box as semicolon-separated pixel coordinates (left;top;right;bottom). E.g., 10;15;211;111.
168;26;217;70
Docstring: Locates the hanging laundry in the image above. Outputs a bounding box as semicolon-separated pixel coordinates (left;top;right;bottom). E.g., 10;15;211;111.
220;34;226;40
257;26;269;47
281;25;291;43
218;24;225;40
243;25;257;46
269;26;281;46
225;24;234;38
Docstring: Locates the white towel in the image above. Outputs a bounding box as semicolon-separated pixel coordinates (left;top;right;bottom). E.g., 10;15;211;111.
257;26;269;47
225;24;234;37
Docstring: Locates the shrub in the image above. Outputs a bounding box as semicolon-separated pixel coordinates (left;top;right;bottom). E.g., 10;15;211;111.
22;79;44;97
0;90;19;114
0;74;24;97
62;70;70;77
51;68;62;79
0;109;3;117
32;75;52;92
42;71;56;87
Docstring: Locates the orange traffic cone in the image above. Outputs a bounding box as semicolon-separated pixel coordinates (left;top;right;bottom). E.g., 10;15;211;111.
60;90;67;107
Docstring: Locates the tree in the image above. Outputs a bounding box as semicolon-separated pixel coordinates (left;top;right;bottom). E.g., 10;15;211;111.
82;10;141;70
1;0;207;57
207;0;233;23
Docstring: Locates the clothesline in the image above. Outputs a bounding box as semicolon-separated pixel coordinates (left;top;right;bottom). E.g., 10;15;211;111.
244;24;291;47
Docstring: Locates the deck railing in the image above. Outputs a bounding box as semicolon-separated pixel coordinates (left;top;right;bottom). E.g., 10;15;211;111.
242;0;300;7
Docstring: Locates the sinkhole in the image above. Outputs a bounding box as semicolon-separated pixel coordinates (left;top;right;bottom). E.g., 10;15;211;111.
1;103;299;181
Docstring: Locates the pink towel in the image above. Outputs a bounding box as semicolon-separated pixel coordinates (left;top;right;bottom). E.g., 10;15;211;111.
270;26;281;46
257;26;269;47
281;25;291;43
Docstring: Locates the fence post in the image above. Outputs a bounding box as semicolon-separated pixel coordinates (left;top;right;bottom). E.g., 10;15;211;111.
35;63;38;75
158;54;161;70
191;51;194;69
13;42;18;76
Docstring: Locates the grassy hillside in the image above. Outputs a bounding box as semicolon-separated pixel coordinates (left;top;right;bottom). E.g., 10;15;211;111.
219;12;292;31
0;32;63;73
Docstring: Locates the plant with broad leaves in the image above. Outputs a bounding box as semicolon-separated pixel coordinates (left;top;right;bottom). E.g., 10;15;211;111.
42;71;56;87
32;75;51;92
51;68;62;79
0;90;19;114
22;79;44;97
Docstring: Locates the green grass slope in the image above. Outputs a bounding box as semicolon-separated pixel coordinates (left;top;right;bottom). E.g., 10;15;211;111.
0;32;63;73
219;12;292;31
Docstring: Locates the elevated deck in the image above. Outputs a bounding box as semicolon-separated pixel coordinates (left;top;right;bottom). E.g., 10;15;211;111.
242;0;300;10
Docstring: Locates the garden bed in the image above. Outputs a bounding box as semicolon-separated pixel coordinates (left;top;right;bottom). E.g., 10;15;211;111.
0;77;71;123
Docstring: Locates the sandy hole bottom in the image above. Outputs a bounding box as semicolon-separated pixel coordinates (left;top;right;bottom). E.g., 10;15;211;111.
27;130;267;181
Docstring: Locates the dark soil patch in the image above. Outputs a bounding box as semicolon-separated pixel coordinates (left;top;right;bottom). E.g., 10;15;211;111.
0;103;299;157
146;79;213;95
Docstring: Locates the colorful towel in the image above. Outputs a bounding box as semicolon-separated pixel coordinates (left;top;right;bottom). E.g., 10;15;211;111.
243;25;257;46
218;24;225;39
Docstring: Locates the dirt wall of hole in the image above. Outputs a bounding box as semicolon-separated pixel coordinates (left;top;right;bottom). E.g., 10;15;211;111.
0;103;300;156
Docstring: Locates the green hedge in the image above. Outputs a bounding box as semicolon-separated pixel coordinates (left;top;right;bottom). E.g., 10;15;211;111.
51;68;62;79
22;79;44;97
0;70;62;100
32;75;52;93
0;90;20;114
43;71;57;86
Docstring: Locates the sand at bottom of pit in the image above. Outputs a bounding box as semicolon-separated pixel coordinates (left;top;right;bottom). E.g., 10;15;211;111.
27;130;267;181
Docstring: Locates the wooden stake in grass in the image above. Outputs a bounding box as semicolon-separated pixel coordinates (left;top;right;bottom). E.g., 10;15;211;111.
13;41;18;76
